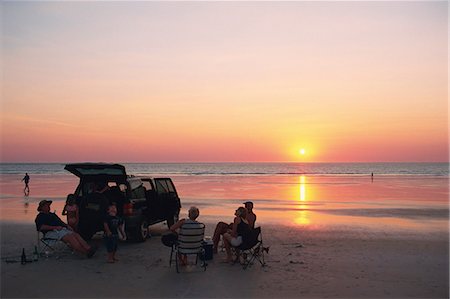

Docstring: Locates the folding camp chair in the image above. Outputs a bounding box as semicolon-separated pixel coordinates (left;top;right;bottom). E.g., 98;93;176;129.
169;222;207;273
37;231;71;258
234;226;267;270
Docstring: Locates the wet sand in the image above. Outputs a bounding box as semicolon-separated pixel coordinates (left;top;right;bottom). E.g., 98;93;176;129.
0;174;449;298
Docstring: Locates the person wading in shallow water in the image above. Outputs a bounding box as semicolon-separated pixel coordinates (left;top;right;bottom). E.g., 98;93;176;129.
22;173;30;196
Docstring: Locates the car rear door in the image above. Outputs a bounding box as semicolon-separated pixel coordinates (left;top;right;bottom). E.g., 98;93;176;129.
64;163;127;182
141;179;160;220
154;178;181;220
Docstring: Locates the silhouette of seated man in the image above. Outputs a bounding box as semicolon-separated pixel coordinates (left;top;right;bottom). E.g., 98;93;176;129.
35;200;96;258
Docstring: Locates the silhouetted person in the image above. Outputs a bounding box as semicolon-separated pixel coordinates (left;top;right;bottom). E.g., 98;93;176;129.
35;200;96;258
22;173;30;195
244;201;256;228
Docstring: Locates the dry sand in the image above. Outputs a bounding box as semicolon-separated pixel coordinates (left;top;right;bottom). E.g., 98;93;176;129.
1;221;448;298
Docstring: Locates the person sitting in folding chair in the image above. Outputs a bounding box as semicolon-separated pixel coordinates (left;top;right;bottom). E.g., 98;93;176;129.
222;207;253;263
212;200;257;254
35;200;97;258
234;226;267;269
169;206;206;272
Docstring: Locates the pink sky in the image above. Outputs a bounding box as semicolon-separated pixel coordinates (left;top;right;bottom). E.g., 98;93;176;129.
1;2;448;162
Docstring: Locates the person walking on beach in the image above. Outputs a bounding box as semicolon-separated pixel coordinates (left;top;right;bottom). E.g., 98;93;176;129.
21;173;30;195
103;203;126;263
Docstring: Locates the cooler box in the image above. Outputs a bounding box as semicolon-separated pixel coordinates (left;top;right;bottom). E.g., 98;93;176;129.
201;239;213;261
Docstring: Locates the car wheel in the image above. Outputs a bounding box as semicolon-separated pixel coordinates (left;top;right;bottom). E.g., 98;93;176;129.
135;219;149;242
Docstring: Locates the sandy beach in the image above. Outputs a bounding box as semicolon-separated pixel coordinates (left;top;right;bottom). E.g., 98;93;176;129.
1;221;448;298
1;173;449;298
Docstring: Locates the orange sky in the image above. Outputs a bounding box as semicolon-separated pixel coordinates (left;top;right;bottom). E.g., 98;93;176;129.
1;2;448;162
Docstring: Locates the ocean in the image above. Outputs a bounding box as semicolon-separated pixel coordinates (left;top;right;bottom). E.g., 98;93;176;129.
1;162;449;176
0;162;448;234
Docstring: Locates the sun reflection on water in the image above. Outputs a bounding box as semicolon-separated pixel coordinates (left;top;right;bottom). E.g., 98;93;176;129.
299;175;306;202
295;175;311;225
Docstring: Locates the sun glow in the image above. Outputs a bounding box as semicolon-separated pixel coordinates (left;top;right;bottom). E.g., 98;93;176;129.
299;149;306;155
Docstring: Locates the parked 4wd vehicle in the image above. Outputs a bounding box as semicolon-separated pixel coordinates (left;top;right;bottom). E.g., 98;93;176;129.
64;163;181;242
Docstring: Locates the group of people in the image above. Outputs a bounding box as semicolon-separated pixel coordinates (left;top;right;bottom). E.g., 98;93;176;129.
213;201;257;263
169;201;257;264
35;185;258;265
35;187;126;263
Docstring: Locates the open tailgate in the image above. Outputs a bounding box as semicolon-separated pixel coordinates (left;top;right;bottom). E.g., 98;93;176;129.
64;163;127;181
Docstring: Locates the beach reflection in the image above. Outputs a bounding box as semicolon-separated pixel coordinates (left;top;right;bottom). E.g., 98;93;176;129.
0;174;448;235
294;176;311;225
299;175;306;202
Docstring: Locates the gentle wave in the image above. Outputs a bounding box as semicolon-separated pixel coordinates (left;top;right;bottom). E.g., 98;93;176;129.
0;162;449;176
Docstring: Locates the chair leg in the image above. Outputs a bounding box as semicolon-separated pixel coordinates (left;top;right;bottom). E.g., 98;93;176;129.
175;251;180;273
169;247;174;267
260;247;266;267
200;249;207;271
242;251;251;270
39;240;55;257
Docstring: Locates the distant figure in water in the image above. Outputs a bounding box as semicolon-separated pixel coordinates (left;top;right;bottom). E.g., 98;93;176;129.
371;172;374;182
22;173;30;195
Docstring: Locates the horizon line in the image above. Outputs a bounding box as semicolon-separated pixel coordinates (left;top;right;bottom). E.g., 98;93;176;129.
1;161;449;164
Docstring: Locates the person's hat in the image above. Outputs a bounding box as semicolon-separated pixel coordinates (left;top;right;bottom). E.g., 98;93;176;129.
243;201;254;206
37;200;52;211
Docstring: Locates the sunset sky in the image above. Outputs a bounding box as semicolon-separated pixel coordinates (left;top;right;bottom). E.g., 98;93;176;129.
1;1;448;163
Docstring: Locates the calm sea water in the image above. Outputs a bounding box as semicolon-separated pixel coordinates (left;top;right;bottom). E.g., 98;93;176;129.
0;163;448;233
0;162;449;176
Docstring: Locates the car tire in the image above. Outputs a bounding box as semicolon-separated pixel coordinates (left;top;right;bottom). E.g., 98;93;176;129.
135;219;149;242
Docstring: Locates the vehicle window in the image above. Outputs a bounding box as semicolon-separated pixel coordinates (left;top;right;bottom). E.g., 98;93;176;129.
166;180;175;192
155;180;169;194
142;181;152;191
155;179;175;194
131;185;146;199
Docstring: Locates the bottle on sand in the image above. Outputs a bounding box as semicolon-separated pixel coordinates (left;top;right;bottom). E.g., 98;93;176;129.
21;248;26;265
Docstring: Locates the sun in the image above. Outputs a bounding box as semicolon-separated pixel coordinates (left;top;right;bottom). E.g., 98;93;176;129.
299;148;306;155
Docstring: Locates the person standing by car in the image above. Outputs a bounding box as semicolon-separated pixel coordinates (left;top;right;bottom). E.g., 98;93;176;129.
103;203;126;263
62;194;79;231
